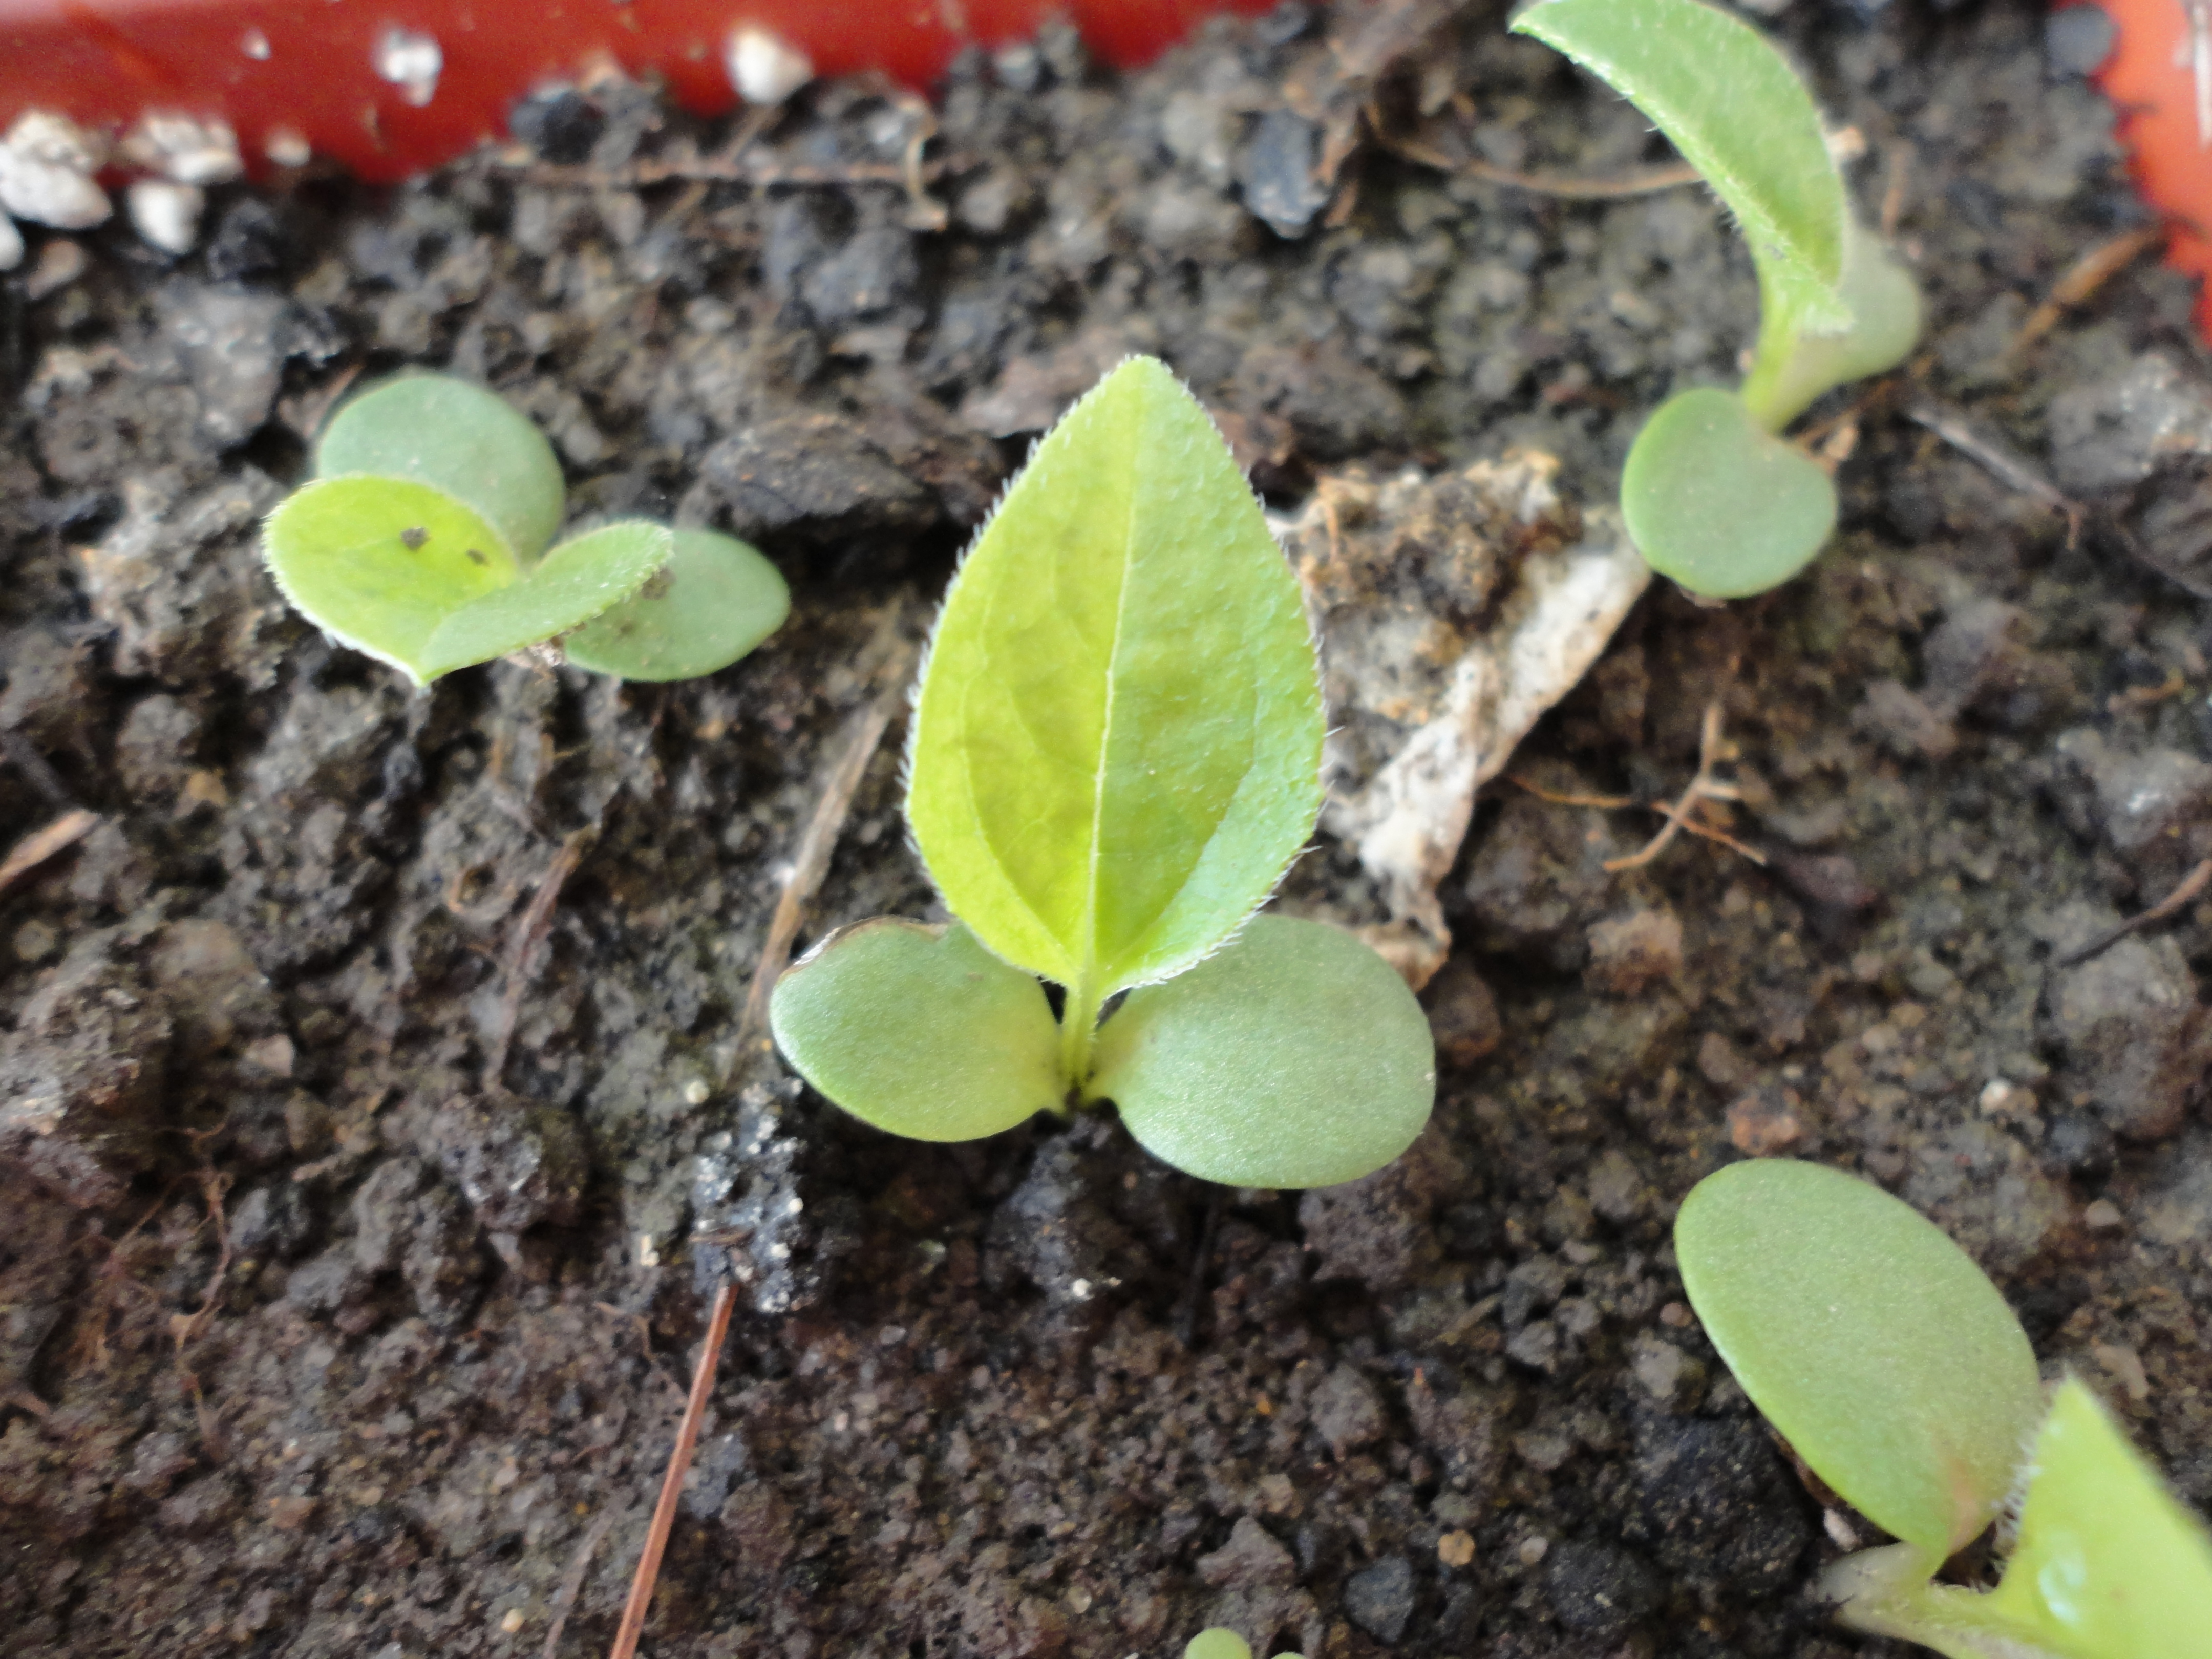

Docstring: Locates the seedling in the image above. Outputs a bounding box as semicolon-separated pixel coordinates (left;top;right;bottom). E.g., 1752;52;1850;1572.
1676;1159;2212;1658
770;357;1434;1189
1184;1629;1296;1659
1513;0;1921;597
263;373;788;685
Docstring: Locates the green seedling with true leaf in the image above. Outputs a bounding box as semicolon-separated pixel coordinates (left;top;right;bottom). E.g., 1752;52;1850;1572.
1513;0;1921;598
263;373;788;685
770;357;1435;1190
1676;1159;2212;1658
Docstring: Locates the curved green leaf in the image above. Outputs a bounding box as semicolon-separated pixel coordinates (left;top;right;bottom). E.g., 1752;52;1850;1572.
1676;1159;2043;1560
769;920;1065;1143
907;355;1324;1010
1088;915;1434;1189
420;521;672;679
1512;0;1850;336
562;528;790;682
1831;1381;2212;1659
1622;387;1837;598
316;373;567;562
1977;1377;2212;1659
1184;1633;1254;1659
262;476;518;686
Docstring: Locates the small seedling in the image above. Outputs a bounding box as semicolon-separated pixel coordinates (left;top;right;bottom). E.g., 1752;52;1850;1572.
770;357;1435;1189
1676;1158;2212;1658
1184;1629;1298;1659
1513;0;1921;597
263;373;788;685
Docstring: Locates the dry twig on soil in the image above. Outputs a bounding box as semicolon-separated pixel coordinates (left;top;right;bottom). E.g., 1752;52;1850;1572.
1504;708;1767;871
733;640;919;1056
1603;704;1760;873
2007;224;2166;359
606;1283;737;1659
544;1510;620;1659
0;808;99;896
1905;400;2082;532
1376;126;1702;199
485;826;599;1091
2055;857;2212;968
610;635;919;1658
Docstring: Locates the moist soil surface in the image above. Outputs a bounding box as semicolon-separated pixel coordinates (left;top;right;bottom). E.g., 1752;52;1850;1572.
6;3;2212;1656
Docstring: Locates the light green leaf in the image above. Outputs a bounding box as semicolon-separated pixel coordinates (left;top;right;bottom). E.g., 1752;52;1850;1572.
1830;1381;2212;1659
769;920;1065;1143
1675;1159;2043;1561
1184;1633;1254;1659
1979;1377;2212;1659
316;373;567;562
1512;0;1851;336
262;475;519;686
1743;222;1923;432
1088;916;1434;1189
419;521;672;679
562;529;790;682
907;355;1324;1016
1622;387;1837;597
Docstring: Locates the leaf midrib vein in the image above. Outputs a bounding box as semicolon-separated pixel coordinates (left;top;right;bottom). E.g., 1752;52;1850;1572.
1078;431;1143;988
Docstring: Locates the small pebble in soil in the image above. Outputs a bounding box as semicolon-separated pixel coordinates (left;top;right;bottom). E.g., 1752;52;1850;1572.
1626;1415;1810;1592
2047;4;2116;76
1584;908;1684;997
1197;1517;1296;1589
1546;1540;1662;1640
1423;958;1501;1066
1240;110;1329;239
373;28;443;108
1726;1087;1806;1156
2044;908;2209;1141
727;27;815;106
126;180;204;256
508;86;605;164
0;111;112;230
1343;1555;1416;1645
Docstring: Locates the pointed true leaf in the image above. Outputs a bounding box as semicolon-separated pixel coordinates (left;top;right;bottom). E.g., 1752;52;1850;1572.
1512;0;1851;336
1831;1381;2212;1659
562;529;790;682
419;521;673;678
262;475;519;686
316;373;567;562
1087;916;1434;1189
770;920;1065;1143
1675;1159;2044;1560
907;356;1324;1003
1975;1377;2212;1659
1622;387;1837;597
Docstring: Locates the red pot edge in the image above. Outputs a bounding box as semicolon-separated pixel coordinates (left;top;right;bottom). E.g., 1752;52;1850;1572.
0;0;1281;183
2085;0;2212;339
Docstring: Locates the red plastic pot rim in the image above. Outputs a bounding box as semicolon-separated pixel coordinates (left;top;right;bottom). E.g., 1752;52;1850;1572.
0;0;1276;182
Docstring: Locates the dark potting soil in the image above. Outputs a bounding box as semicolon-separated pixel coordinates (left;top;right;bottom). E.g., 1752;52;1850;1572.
5;2;2212;1655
